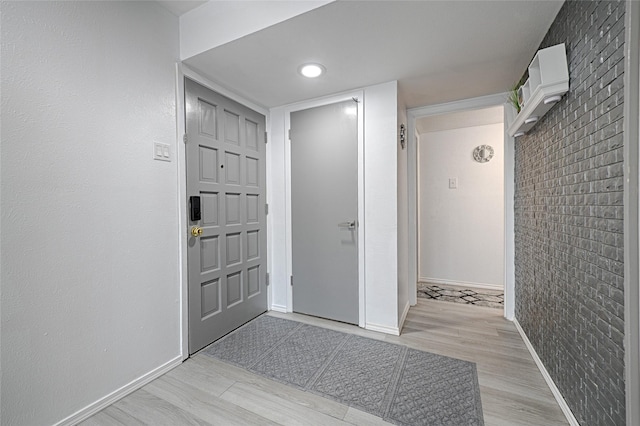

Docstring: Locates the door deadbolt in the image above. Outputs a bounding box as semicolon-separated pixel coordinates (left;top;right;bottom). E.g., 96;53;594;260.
191;226;203;237
189;196;201;221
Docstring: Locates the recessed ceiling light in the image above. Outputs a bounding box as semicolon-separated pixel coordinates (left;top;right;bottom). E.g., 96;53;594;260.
299;63;325;78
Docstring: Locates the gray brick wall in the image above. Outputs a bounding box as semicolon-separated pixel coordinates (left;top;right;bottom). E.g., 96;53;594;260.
514;1;626;425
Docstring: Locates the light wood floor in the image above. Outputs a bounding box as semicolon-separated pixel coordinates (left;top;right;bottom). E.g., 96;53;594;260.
80;300;569;426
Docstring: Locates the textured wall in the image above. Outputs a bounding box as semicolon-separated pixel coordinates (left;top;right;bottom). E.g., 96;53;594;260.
514;1;626;425
1;2;180;425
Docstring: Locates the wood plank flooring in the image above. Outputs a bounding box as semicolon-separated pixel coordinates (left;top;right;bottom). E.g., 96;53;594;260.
80;300;569;425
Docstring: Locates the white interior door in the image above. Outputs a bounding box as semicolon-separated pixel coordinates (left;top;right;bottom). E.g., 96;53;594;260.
290;100;359;324
185;78;267;354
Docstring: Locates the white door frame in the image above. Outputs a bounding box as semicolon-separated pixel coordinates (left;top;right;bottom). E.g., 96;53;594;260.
283;91;366;327
175;63;270;359
407;92;515;320
623;1;640;424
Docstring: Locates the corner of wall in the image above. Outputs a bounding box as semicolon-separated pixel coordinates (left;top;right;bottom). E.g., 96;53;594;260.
179;1;332;60
512;319;580;426
397;92;410;327
622;1;640;424
363;80;400;330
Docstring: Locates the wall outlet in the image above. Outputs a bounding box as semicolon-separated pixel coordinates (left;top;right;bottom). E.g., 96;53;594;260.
449;177;458;189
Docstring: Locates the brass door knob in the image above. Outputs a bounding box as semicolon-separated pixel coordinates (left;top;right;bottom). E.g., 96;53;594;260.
191;226;203;237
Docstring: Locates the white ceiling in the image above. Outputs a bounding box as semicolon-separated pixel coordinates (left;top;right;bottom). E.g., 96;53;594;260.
158;1;206;17
180;0;564;109
416;105;504;134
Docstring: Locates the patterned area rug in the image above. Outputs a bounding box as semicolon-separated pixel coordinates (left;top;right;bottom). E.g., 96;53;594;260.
417;282;504;309
204;315;484;426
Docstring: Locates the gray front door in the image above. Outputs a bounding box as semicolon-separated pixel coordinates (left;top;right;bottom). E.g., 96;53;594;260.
291;100;359;324
185;78;267;354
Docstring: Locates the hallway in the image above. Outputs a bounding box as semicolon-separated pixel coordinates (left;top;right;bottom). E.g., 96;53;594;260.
81;300;568;425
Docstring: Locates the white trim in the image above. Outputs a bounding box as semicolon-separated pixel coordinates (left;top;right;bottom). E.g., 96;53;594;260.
366;322;400;336
408;92;514;321
407;127;419;307
176;64;271;357
399;300;411;331
503;106;516;321
175;63;189;360
265;98;273;314
53;355;182;426
283;90;366;327
418;277;503;291
181;66;268;116
357;93;365;328
270;303;288;313
623;1;640;425
408;92;509;119
512;319;579;426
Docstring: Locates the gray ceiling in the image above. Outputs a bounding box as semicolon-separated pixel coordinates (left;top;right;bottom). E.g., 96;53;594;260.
175;1;564;110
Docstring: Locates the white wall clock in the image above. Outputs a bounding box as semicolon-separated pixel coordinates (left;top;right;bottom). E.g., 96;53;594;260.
473;145;494;163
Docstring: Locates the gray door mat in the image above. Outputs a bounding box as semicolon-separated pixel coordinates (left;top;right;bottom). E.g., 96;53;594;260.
203;315;484;426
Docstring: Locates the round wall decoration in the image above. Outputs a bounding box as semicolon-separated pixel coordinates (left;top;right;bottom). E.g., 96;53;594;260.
473;145;494;163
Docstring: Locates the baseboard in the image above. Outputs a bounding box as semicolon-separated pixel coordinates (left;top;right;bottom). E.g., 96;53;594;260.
419;277;503;291
269;303;287;313
54;355;183;426
399;300;411;333
366;322;400;336
512;319;580;426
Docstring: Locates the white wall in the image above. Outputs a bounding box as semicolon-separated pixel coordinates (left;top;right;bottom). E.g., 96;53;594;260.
397;96;410;326
364;81;399;333
1;2;181;425
267;106;289;312
179;1;332;60
418;123;504;288
268;81;400;333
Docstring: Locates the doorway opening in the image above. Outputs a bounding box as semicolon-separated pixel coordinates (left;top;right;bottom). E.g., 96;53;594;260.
407;93;515;320
416;106;505;309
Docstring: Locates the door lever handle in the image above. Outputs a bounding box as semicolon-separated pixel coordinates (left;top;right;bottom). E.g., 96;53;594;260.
338;220;356;230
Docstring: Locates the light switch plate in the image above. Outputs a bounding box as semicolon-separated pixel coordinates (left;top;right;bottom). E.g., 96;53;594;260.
449;177;458;189
153;142;171;162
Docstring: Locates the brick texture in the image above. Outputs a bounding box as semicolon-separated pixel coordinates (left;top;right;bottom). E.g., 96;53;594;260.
514;1;626;425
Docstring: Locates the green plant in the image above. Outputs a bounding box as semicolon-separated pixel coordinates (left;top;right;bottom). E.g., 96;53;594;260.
507;83;521;113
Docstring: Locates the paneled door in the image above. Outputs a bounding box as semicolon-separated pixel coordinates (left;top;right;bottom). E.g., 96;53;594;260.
185;78;267;354
291;100;359;324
